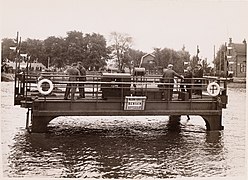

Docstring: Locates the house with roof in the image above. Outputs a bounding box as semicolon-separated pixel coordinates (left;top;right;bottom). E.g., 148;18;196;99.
139;53;162;74
139;53;156;67
226;38;247;78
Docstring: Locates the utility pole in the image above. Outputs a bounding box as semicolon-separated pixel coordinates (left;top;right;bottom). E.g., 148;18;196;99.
17;36;22;70
14;32;19;98
219;50;221;77
214;45;216;76
48;57;50;69
14;32;19;73
14;31;21;105
224;42;227;78
213;45;215;62
196;45;200;62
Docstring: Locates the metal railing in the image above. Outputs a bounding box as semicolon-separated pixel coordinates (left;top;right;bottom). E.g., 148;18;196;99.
14;72;228;106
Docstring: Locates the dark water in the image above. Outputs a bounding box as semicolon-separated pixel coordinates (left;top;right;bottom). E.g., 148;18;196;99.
1;82;246;179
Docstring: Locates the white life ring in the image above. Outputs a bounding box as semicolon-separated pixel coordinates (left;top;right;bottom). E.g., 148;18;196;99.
207;82;220;97
37;79;54;95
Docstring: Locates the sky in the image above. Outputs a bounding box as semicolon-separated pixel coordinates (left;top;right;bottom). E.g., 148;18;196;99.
1;0;248;65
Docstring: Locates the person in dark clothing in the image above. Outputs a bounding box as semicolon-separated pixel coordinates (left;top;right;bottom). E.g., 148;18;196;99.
193;64;203;96
64;63;80;100
161;64;184;101
179;66;193;121
77;61;86;99
181;66;193;99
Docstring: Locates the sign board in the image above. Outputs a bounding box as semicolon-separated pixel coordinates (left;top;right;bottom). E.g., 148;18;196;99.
124;96;146;110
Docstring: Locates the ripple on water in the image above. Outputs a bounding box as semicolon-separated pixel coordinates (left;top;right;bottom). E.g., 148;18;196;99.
1;82;246;178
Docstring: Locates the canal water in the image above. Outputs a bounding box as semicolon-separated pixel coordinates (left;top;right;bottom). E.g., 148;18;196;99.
1;82;246;179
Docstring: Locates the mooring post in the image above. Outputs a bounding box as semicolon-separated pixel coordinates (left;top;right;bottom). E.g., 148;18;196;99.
167;115;181;131
202;115;224;131
26;108;31;130
169;115;181;121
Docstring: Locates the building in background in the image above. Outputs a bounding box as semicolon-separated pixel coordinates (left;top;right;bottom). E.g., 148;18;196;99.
139;53;162;74
227;38;247;78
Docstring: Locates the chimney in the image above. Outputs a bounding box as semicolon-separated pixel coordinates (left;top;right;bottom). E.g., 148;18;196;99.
229;38;232;44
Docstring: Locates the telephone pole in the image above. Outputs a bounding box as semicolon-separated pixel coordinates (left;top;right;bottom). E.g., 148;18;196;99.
196;45;200;62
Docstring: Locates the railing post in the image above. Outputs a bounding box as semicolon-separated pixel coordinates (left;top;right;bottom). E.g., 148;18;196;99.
26;108;31;131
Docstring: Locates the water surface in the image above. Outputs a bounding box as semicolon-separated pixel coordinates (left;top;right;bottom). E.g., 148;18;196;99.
1;82;246;179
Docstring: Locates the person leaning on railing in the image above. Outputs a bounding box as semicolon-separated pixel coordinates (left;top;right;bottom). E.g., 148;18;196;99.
77;61;86;99
161;64;184;101
64;63;80;100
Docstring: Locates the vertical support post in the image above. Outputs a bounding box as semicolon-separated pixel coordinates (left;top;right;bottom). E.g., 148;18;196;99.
96;80;99;110
169;115;181;121
26;108;30;130
93;76;95;97
224;42;227;78
119;77;123;109
31;115;56;133
219;50;222;76
167;115;181;131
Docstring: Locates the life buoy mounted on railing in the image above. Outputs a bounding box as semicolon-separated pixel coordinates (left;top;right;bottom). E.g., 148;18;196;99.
37;78;54;95
207;82;220;97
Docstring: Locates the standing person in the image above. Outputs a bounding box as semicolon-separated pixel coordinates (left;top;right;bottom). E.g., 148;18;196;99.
181;66;193;99
161;64;184;101
77;61;86;99
193;64;203;96
180;66;193;120
64;63;80;100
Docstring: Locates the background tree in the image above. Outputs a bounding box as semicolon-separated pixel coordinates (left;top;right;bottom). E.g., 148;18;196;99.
1;38;16;62
65;31;85;65
21;38;45;65
190;55;200;70
177;47;191;73
201;58;212;75
2;31;212;74
127;49;146;68
109;32;133;71
43;36;66;68
213;44;226;76
2;31;110;71
63;31;109;70
83;33;109;70
153;47;190;73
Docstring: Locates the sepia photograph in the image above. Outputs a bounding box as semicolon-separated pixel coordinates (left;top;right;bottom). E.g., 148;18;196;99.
1;0;247;179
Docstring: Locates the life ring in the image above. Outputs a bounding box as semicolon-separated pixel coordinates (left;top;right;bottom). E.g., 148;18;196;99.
37;79;54;95
207;82;220;96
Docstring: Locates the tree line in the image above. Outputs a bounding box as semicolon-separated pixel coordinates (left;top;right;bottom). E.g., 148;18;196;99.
1;30;214;74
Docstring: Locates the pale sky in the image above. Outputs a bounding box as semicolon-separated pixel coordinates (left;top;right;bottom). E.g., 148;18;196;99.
1;0;248;64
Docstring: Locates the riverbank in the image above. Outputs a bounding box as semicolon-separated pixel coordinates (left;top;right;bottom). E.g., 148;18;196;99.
227;81;246;89
232;77;246;83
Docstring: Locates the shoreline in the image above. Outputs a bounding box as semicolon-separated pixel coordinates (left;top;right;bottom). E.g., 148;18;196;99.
227;81;246;88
